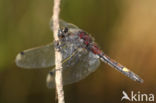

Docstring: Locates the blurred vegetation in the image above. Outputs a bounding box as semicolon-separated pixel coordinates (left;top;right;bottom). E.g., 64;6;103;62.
0;0;156;103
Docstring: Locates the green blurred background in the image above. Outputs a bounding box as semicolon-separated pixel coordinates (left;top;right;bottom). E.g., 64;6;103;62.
0;0;156;103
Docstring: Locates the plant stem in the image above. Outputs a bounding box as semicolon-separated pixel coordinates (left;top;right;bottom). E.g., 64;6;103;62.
52;0;65;103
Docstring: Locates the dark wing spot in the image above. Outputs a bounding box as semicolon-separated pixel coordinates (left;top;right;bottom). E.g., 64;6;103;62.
49;71;55;76
63;27;68;33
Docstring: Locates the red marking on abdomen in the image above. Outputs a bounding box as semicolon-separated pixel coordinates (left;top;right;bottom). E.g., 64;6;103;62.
91;44;102;55
78;32;102;55
78;32;92;42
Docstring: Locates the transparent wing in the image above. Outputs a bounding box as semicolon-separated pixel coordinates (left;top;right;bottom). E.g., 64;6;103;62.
59;19;79;29
50;19;81;32
46;49;100;88
15;43;55;69
16;19;79;69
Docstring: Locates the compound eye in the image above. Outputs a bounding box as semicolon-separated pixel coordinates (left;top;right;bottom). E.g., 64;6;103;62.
58;29;65;38
63;27;68;33
58;27;69;38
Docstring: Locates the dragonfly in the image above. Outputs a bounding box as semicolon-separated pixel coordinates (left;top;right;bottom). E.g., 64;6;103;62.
15;20;143;88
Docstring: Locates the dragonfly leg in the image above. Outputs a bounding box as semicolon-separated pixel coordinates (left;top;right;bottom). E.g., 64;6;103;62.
53;40;65;51
49;68;62;76
48;48;81;75
46;47;84;88
61;48;82;67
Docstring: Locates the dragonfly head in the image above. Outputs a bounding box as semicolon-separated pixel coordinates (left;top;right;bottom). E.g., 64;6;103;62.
58;27;69;39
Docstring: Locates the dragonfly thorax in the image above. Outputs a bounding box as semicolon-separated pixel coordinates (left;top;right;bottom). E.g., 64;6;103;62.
57;29;85;62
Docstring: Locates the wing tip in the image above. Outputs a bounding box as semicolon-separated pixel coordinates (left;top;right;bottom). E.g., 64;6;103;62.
15;52;23;67
46;72;56;89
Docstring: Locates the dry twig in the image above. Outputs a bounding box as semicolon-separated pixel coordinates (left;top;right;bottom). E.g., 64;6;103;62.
52;0;65;103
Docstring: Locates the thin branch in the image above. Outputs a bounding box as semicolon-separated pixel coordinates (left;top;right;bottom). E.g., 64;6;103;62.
52;0;65;103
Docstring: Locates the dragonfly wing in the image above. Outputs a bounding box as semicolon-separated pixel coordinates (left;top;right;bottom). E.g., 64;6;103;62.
46;49;100;88
59;19;80;29
50;19;80;30
63;51;100;85
50;19;83;36
15;43;55;69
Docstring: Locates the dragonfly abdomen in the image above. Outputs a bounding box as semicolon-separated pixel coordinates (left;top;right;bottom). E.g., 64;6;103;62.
78;32;103;55
99;54;143;83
